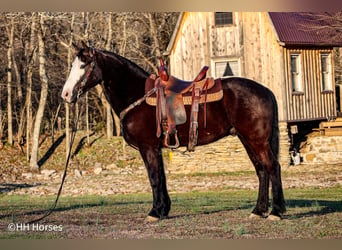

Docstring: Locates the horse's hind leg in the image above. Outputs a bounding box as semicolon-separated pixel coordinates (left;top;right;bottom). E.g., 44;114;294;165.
268;157;286;219
239;137;270;218
240;138;285;219
139;144;171;221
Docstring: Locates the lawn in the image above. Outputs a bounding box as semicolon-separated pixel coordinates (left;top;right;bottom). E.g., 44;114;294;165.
0;186;341;239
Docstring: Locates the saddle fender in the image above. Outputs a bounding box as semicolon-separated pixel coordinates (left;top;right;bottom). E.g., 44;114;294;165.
165;91;187;126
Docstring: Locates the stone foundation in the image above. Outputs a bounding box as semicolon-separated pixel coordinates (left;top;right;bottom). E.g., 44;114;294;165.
165;122;290;174
300;132;342;164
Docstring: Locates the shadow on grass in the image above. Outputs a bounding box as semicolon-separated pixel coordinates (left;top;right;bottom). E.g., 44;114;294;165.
0;199;151;221
0;197;340;222
37;131;105;168
71;132;104;158
38;133;66;167
0;183;42;194
283;199;342;219
168;199;342;220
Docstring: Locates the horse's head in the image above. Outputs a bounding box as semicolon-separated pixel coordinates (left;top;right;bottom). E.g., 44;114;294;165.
61;41;102;103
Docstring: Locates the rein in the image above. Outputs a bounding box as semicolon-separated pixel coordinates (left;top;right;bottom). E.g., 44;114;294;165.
119;86;157;150
119;86;157;123
25;103;82;224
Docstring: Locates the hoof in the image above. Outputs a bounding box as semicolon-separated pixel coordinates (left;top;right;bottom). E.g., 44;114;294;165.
144;215;160;223
267;214;281;221
249;213;263;220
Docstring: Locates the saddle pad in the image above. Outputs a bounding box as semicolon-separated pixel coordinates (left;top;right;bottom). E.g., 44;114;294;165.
145;78;223;106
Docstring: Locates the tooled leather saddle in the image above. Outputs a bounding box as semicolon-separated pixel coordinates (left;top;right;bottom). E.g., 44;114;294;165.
145;59;223;151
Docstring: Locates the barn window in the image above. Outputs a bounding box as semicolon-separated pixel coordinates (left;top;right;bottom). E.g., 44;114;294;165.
321;53;333;91
215;12;233;26
214;60;240;78
290;54;303;93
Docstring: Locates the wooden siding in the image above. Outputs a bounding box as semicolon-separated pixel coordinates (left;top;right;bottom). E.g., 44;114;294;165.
284;48;336;121
170;12;212;80
241;12;287;121
208;12;242;58
169;12;243;80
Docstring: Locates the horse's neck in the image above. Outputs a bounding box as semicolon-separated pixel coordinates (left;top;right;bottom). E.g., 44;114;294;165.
100;55;147;115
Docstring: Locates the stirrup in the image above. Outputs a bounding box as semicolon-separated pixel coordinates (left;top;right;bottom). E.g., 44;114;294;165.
164;130;180;149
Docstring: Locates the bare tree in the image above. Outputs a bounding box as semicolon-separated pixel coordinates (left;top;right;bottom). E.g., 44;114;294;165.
0;12;178;160
30;13;49;171
83;12;91;145
26;12;37;161
0;90;4;149
5;15;14;146
104;13;115;138
147;13;162;65
65;13;75;159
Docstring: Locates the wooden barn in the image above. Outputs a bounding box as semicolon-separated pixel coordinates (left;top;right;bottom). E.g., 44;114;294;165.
164;12;342;167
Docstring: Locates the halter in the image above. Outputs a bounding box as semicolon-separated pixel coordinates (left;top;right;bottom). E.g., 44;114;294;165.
77;48;96;98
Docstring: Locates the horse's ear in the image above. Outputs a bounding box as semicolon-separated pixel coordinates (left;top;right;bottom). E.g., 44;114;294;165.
72;42;79;51
81;40;89;50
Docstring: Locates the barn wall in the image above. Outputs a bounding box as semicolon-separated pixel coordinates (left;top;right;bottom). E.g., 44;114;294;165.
169;12;212;80
169;12;244;80
284;48;337;121
241;12;287;121
207;12;242;58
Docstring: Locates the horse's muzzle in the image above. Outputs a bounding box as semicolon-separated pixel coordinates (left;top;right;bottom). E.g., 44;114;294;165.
61;88;77;103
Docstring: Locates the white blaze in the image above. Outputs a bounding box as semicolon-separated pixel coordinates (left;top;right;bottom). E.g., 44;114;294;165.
61;56;85;100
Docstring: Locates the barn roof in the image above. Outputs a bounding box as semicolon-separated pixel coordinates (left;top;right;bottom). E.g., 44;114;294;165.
269;12;342;46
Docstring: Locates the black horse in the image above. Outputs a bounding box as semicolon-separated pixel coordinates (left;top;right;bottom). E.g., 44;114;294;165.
61;42;286;221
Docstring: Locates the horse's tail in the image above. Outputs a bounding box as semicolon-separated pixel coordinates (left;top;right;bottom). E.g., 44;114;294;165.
270;91;280;161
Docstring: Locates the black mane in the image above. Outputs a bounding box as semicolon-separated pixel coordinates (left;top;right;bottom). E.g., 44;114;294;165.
98;49;150;79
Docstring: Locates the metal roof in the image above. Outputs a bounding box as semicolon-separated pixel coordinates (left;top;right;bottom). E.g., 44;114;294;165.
269;12;342;46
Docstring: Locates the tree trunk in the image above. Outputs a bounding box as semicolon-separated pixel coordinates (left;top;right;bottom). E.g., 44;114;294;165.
105;13;114;138
26;13;36;162
0;84;3;149
12;45;25;148
148;13;162;64
86;93;90;145
84;12;90;143
6;17;14;146
12;51;23;101
65;13;75;160
30;14;48;171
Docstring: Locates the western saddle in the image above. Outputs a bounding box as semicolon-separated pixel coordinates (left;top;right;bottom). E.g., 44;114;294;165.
145;58;223;151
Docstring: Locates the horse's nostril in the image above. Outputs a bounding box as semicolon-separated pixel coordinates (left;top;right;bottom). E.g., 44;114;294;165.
62;90;70;99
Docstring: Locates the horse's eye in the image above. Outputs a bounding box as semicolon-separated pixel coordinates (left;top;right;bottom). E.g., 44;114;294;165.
80;64;86;69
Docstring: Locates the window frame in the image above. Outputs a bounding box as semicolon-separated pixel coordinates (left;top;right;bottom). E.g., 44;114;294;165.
211;58;241;78
214;12;234;27
320;53;333;93
290;53;304;94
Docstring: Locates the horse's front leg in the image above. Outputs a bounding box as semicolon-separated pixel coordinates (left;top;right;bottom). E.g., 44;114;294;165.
139;143;171;221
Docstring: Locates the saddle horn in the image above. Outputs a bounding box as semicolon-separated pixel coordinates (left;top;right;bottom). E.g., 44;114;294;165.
158;58;169;81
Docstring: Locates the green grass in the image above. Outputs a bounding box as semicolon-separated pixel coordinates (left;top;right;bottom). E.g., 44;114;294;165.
0;187;341;239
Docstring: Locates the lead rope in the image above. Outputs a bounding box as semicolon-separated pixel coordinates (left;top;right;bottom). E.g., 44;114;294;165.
25;103;82;224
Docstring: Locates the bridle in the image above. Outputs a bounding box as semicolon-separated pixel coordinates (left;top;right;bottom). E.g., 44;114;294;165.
76;48;96;99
